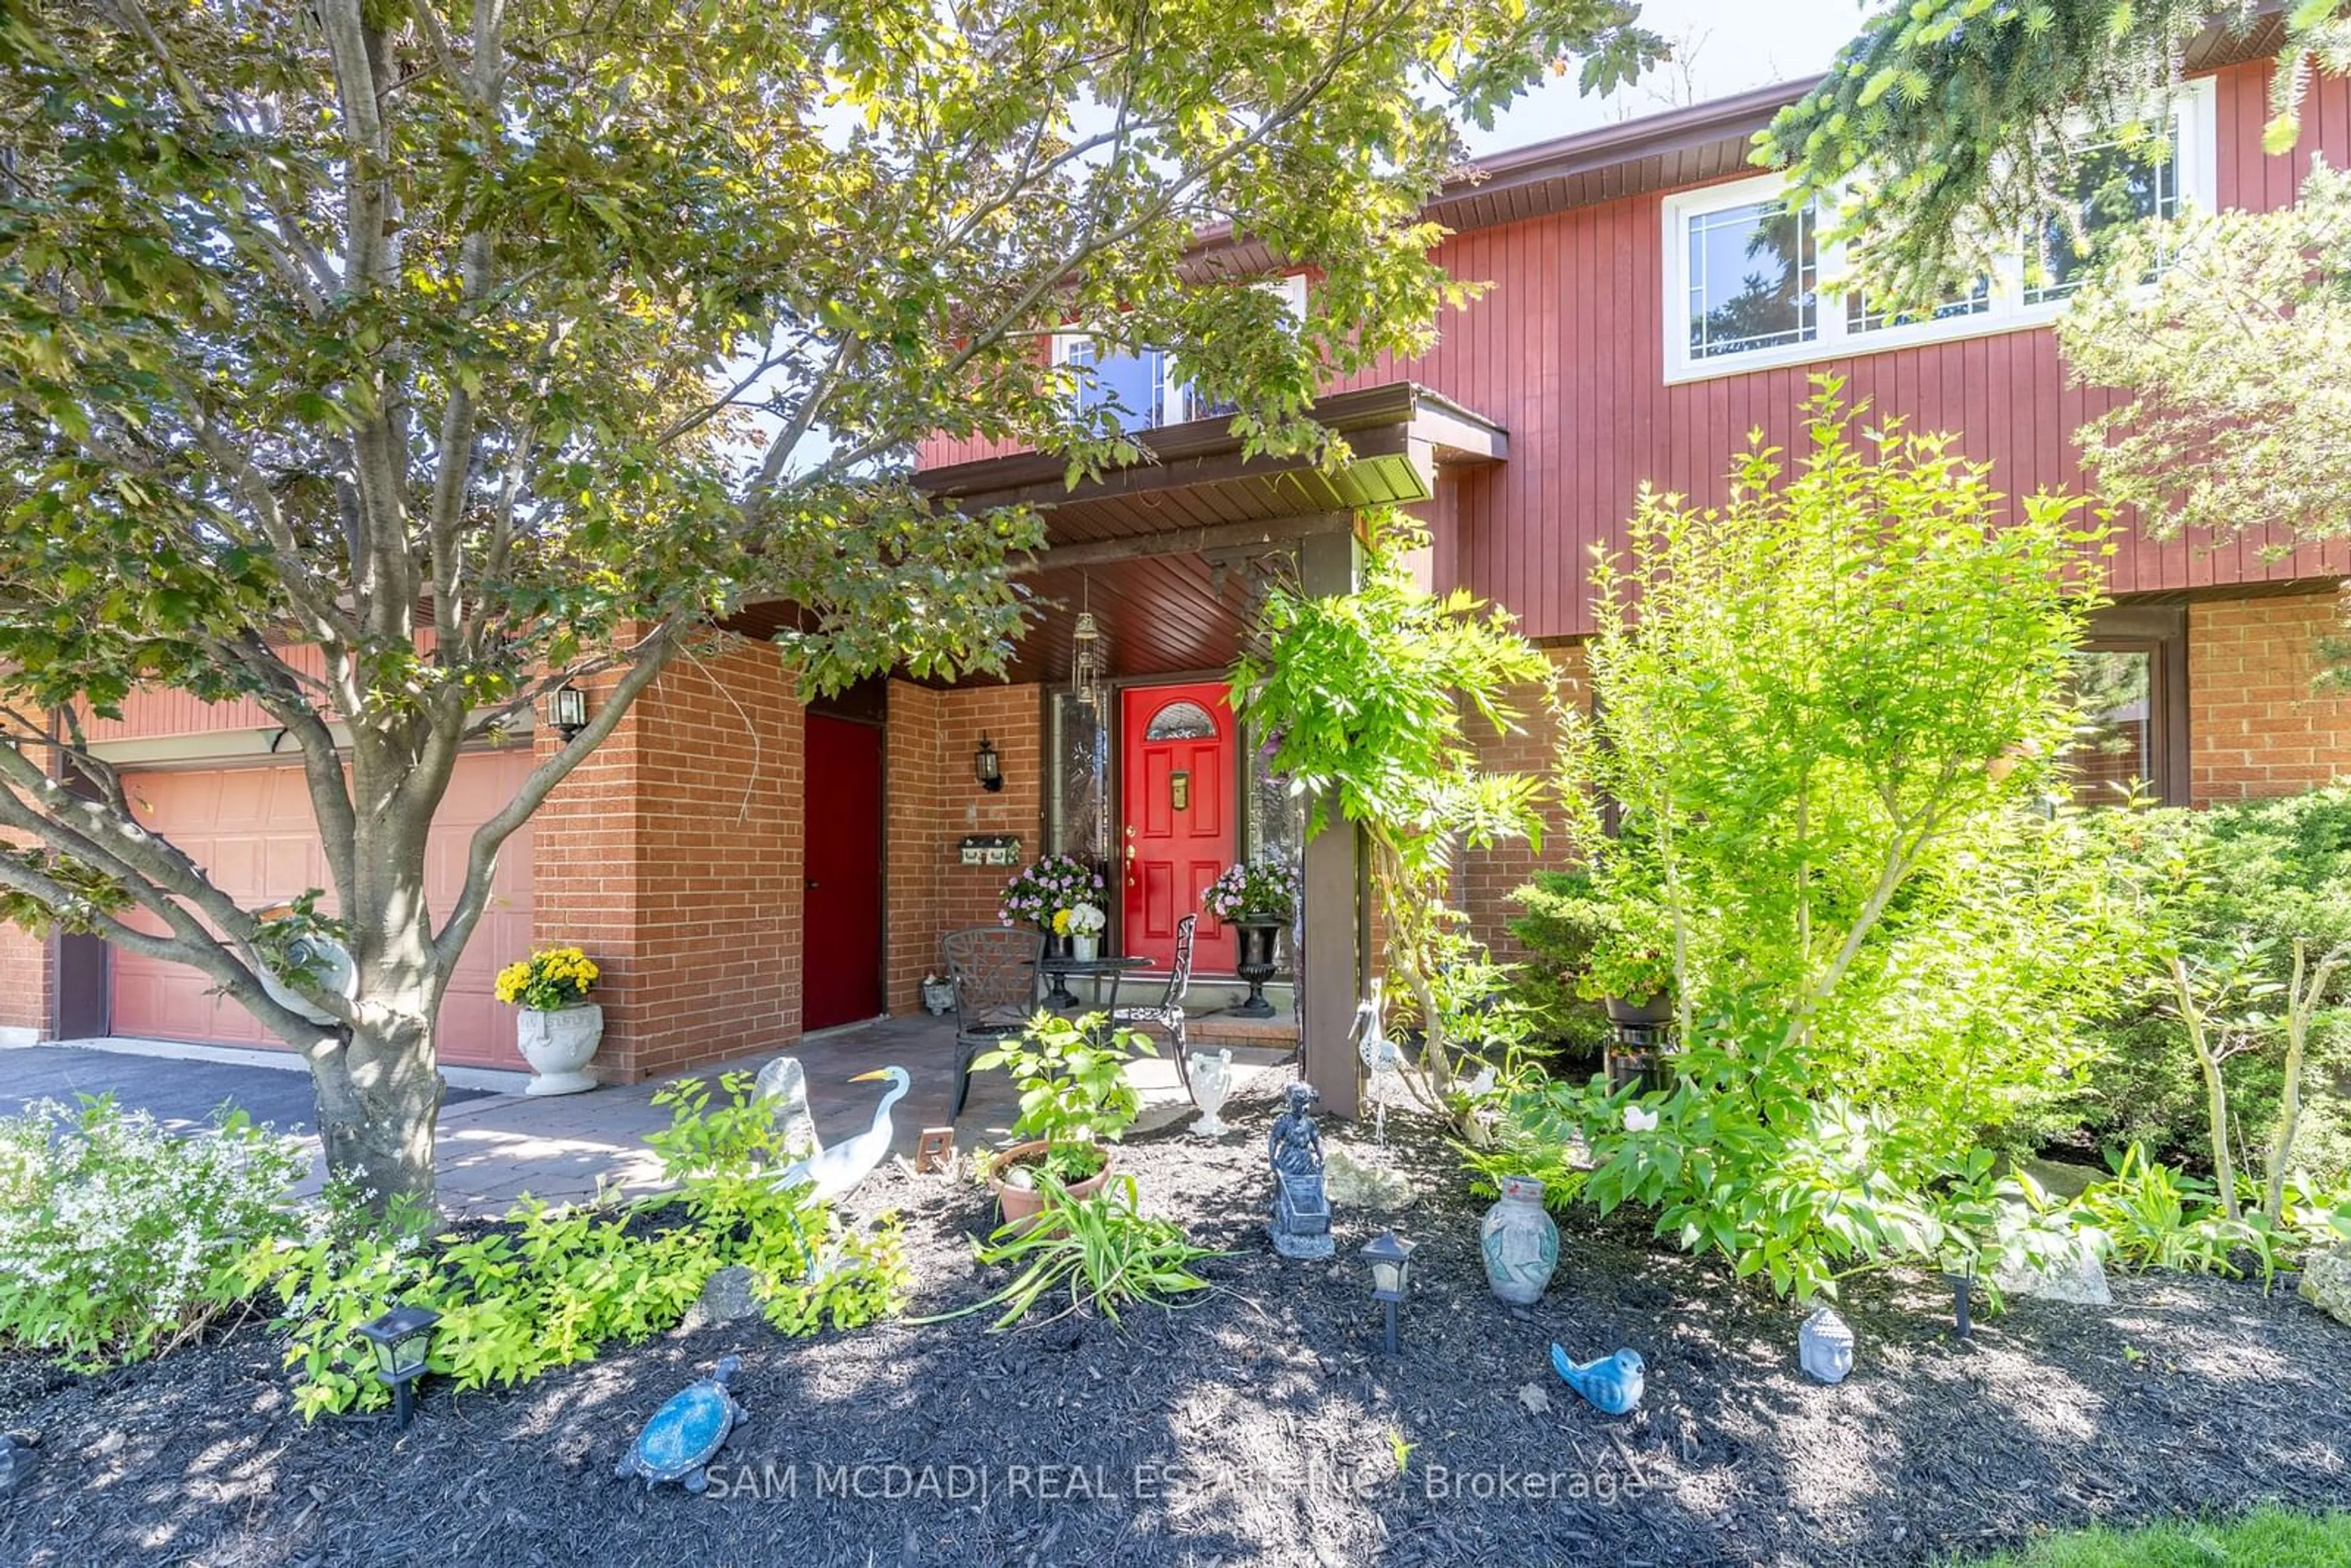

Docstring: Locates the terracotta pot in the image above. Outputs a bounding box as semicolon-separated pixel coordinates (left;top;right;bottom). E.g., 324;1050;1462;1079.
988;1139;1116;1231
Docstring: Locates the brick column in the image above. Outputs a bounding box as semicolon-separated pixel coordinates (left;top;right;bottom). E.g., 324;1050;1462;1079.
532;636;806;1081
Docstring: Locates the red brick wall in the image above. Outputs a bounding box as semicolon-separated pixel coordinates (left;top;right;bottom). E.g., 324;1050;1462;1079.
882;680;1044;1013
2191;591;2351;804
883;680;945;1011
0;925;48;1040
1458;643;1588;962
533;636;806;1081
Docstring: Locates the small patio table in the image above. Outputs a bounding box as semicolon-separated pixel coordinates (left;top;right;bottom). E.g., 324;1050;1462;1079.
1038;953;1152;1015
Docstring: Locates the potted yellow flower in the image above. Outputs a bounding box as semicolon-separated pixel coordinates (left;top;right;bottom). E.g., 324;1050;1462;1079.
495;946;603;1096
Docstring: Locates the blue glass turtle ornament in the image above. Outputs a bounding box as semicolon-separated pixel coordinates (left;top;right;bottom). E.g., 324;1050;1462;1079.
615;1356;749;1492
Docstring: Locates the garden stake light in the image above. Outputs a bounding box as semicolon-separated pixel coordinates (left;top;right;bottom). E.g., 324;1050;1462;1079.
356;1303;441;1430
1361;1230;1415;1355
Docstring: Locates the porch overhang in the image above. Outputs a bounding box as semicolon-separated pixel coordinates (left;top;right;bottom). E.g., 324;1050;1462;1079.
913;380;1507;685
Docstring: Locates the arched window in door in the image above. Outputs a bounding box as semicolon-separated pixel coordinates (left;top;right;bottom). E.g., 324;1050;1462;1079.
1144;699;1218;741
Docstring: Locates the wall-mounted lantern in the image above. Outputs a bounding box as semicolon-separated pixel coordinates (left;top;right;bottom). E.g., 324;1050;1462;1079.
546;682;589;741
974;733;1003;792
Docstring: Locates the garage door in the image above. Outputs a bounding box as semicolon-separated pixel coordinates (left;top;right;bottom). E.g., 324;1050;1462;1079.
107;751;536;1068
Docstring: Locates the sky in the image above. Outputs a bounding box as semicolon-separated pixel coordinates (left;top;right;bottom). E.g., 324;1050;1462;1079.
1464;0;1873;156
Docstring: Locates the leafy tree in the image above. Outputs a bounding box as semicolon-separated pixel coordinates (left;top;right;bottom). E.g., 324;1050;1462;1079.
2057;161;2351;552
1230;516;1551;1098
0;0;1659;1210
1756;0;2351;304
1550;384;2132;1299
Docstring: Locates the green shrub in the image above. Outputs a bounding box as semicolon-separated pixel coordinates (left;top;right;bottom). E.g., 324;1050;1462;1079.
2072;787;2351;1190
1521;386;2128;1300
2069;1144;2351;1281
976;1011;1153;1152
950;1170;1218;1330
1504;869;1635;1054
229;1077;911;1420
0;1094;304;1368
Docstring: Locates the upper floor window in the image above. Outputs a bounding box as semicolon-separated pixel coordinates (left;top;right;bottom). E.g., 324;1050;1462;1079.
1056;273;1307;433
1686;197;1817;361
2021;124;2184;306
1660;78;2214;383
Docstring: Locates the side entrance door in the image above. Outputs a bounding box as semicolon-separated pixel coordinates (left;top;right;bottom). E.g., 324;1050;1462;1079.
1121;682;1237;975
801;713;885;1031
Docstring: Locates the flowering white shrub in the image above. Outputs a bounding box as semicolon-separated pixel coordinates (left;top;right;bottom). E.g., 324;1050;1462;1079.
0;1095;306;1367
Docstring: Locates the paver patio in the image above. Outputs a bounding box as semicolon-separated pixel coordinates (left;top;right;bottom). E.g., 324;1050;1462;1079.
6;1015;1291;1215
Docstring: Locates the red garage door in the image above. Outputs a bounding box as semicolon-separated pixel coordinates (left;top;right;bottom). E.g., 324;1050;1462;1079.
108;751;536;1068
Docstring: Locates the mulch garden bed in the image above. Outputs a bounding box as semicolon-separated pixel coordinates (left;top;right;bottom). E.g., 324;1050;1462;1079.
3;1065;2345;1567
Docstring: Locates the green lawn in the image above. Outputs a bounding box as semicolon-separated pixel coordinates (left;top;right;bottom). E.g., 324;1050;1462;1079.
1967;1509;2351;1566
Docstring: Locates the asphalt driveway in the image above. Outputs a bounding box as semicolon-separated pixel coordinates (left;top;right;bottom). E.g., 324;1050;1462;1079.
0;1045;489;1137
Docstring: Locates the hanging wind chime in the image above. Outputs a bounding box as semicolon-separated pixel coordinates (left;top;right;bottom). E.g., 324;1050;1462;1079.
1070;598;1105;716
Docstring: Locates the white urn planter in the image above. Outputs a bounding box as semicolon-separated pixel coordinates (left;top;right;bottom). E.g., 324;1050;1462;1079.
518;1002;603;1096
1188;1048;1235;1136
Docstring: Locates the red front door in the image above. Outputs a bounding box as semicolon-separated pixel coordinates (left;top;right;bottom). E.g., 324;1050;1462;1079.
801;714;884;1031
1122;683;1237;975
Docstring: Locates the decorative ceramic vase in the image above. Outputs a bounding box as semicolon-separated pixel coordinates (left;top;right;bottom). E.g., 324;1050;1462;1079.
1188;1048;1235;1136
518;1002;602;1096
1071;933;1099;962
1232;921;1281;1018
1480;1174;1561;1305
1799;1305;1855;1384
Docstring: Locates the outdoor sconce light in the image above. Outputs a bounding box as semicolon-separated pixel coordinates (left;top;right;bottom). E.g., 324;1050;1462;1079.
546;682;589;741
356;1302;441;1430
1360;1229;1415;1356
974;733;1003;792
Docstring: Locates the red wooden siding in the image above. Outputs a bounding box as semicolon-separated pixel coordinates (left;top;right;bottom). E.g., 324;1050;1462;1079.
920;60;2351;640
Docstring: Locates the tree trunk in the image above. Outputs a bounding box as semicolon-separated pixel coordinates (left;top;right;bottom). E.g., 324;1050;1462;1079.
311;1013;444;1212
2171;955;2241;1224
307;738;454;1213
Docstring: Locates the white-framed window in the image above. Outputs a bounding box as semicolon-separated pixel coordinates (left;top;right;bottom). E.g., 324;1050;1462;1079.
1660;78;2216;383
1055;272;1307;432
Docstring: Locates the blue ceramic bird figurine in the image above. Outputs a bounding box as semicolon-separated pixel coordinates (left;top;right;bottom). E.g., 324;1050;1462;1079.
1551;1345;1645;1415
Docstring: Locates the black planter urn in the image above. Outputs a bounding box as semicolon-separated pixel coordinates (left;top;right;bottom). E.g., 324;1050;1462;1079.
1232;920;1283;1018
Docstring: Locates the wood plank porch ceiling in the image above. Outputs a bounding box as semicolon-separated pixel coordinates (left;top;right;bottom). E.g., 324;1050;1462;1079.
912;381;1507;688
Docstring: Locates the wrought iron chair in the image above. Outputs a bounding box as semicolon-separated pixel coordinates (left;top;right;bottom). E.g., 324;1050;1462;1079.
943;926;1042;1121
1114;913;1197;1097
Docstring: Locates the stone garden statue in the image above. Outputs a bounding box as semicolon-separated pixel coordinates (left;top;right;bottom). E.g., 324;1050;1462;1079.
1268;1082;1334;1259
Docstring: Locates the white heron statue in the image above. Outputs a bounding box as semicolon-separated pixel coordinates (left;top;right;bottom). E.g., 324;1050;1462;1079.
1353;980;1406;1145
763;1066;911;1279
768;1065;910;1203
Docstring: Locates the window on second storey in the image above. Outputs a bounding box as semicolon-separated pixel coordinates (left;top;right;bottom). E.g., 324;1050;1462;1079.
1660;78;2214;383
1056;273;1307;433
2021;124;2184;305
1685;196;1818;361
